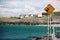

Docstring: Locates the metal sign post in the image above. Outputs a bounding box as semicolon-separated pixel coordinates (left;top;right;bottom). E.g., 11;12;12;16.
48;14;52;40
48;15;50;40
44;4;55;40
50;14;52;36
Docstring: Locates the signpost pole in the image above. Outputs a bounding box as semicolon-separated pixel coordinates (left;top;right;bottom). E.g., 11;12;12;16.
50;14;56;40
50;14;52;36
48;15;50;40
44;4;55;40
48;14;51;40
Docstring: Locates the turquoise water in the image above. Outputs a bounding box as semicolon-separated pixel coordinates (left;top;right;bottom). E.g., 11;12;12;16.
55;27;60;35
0;25;60;40
0;25;48;38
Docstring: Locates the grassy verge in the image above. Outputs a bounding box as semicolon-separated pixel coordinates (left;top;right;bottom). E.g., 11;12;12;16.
0;17;48;22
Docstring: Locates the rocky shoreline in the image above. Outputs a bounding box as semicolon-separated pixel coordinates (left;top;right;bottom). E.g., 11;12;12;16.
0;21;60;25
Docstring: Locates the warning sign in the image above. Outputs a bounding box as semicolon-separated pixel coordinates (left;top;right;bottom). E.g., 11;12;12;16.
44;4;55;15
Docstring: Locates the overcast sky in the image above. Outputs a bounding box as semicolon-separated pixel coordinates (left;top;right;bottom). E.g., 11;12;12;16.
0;0;60;17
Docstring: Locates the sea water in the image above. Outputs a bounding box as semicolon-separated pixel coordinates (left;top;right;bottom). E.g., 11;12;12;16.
0;25;60;40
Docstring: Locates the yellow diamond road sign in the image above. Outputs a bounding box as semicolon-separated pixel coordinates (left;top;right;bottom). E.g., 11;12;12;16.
44;4;55;15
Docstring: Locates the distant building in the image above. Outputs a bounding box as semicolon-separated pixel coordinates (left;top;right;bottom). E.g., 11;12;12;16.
42;12;60;16
52;16;60;22
42;12;60;21
19;13;42;18
19;14;26;18
38;14;42;18
25;15;29;18
28;14;34;17
19;15;24;18
30;14;34;17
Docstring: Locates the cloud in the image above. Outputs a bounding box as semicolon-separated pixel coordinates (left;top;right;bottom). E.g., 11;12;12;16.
25;5;36;12
0;5;42;17
0;8;22;13
23;5;42;15
0;7;23;17
0;0;60;17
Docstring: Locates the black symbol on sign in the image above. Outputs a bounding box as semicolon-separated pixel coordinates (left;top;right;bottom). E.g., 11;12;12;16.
46;8;49;12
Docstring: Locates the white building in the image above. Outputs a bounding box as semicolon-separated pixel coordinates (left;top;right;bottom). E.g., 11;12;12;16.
37;14;42;17
19;13;42;18
25;15;29;18
19;14;26;18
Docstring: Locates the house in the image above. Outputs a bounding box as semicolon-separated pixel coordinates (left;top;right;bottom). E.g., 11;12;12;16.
37;14;42;18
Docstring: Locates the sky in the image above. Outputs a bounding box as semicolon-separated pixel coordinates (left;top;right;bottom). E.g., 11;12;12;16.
0;0;60;17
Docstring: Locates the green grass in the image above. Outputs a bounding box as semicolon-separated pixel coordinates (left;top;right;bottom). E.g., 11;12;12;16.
0;17;20;21
0;17;48;22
